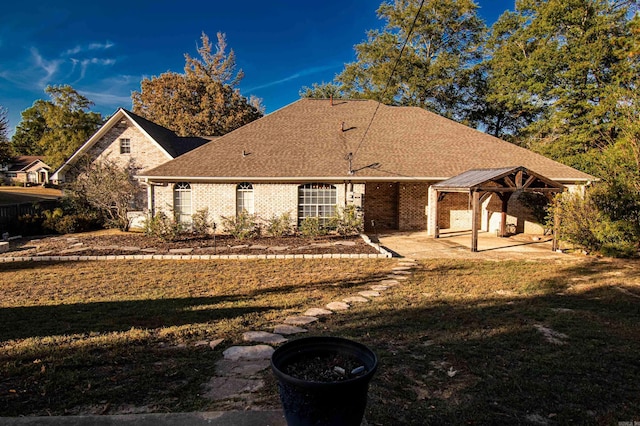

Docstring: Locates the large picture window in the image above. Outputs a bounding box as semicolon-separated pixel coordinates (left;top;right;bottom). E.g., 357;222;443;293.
173;182;192;224
298;183;336;226
236;182;254;215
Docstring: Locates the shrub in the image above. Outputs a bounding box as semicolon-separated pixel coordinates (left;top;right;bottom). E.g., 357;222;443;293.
191;208;214;236
299;216;326;238
552;185;640;258
221;210;259;240
330;205;364;236
144;211;184;242
265;212;294;237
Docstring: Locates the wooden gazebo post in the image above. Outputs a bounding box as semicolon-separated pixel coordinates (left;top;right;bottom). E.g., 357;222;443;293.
471;190;480;252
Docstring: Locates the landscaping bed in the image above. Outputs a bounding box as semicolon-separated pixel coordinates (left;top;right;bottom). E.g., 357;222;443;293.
1;230;381;258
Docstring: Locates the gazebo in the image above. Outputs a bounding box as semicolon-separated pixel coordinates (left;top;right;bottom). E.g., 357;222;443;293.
430;166;565;252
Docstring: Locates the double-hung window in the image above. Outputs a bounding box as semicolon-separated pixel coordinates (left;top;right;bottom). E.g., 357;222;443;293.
120;138;131;154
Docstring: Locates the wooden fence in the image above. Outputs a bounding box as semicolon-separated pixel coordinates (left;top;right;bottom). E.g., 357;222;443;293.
0;200;59;233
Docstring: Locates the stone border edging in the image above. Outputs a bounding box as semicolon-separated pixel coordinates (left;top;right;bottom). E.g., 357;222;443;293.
0;235;392;263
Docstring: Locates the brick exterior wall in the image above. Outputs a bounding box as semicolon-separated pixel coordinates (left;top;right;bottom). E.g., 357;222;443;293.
152;182;348;229
364;182;398;231
398;183;428;231
86;119;172;172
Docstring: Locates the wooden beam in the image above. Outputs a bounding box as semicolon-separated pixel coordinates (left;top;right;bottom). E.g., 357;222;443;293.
471;190;480;252
523;175;537;189
503;176;516;188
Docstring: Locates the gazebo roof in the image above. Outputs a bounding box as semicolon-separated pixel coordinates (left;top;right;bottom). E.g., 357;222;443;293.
431;166;565;193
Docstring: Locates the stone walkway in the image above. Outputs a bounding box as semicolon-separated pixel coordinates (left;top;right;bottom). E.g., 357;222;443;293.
200;258;418;406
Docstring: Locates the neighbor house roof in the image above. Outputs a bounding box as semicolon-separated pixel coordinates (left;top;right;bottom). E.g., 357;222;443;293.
52;108;211;180
7;156;50;172
139;99;594;183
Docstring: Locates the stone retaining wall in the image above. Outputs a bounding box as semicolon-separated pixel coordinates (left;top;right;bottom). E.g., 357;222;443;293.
0;235;392;263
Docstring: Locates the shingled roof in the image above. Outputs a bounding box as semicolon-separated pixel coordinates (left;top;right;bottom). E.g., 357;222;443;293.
139;99;594;183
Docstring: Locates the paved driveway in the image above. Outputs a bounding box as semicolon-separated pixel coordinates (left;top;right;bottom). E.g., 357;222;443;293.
376;230;569;260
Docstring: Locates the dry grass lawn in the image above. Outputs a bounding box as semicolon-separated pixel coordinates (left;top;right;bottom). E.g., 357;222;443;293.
0;187;62;205
1;256;640;424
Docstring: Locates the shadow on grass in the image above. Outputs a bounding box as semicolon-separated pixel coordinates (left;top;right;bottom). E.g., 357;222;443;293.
313;285;640;425
0;296;276;341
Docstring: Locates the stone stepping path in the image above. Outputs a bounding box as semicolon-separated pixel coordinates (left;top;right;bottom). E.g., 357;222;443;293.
273;324;308;335
304;308;333;317
284;315;319;325
242;331;288;345
370;285;389;291
222;345;275;361
392;266;413;271
387;275;409;280
326;301;350;311
343;296;370;303
202;258;418;405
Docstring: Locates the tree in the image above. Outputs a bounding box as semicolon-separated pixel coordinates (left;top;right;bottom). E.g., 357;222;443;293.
11;86;103;169
0;106;13;165
482;0;638;170
132;32;263;137
65;158;139;231
333;0;486;121
299;82;346;99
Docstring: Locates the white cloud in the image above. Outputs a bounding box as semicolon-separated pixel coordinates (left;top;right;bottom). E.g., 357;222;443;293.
88;41;114;50
30;47;62;86
64;41;115;56
81;90;133;109
246;64;341;92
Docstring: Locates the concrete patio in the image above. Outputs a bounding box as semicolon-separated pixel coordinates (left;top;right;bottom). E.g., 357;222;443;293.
377;229;567;260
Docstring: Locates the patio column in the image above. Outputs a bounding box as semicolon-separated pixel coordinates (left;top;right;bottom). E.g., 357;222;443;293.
427;185;439;238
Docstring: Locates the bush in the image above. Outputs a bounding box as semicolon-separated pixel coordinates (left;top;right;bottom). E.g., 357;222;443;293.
553;185;640;258
144;211;184;242
330;205;364;236
299;216;326;238
265;212;294;237
191;208;214;236
221;210;259;240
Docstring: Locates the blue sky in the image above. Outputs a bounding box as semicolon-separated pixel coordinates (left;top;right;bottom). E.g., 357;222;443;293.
1;1;509;135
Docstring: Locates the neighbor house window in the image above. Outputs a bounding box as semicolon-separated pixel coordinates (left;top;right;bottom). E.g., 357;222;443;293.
173;182;192;224
120;138;131;154
298;183;337;226
236;182;254;215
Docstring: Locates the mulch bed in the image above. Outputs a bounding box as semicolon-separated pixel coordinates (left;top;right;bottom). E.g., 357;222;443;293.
2;232;380;257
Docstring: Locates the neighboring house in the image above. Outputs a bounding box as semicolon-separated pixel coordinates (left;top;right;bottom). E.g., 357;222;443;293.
1;156;51;185
137;98;594;236
51;108;212;222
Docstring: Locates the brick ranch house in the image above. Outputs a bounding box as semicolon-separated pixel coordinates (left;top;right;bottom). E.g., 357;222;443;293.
132;98;594;236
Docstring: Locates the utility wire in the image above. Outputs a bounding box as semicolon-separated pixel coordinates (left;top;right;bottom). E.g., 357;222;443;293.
352;0;426;159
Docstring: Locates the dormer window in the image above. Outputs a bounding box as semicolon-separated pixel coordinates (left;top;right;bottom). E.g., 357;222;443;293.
120;138;131;154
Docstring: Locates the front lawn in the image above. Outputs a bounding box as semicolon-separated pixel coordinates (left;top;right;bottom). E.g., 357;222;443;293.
1;257;639;424
0;187;61;205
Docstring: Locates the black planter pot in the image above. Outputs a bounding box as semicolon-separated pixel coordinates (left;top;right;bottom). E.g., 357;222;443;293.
271;336;378;426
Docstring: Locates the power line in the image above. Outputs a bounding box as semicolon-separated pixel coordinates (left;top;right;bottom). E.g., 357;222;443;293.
352;0;426;159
